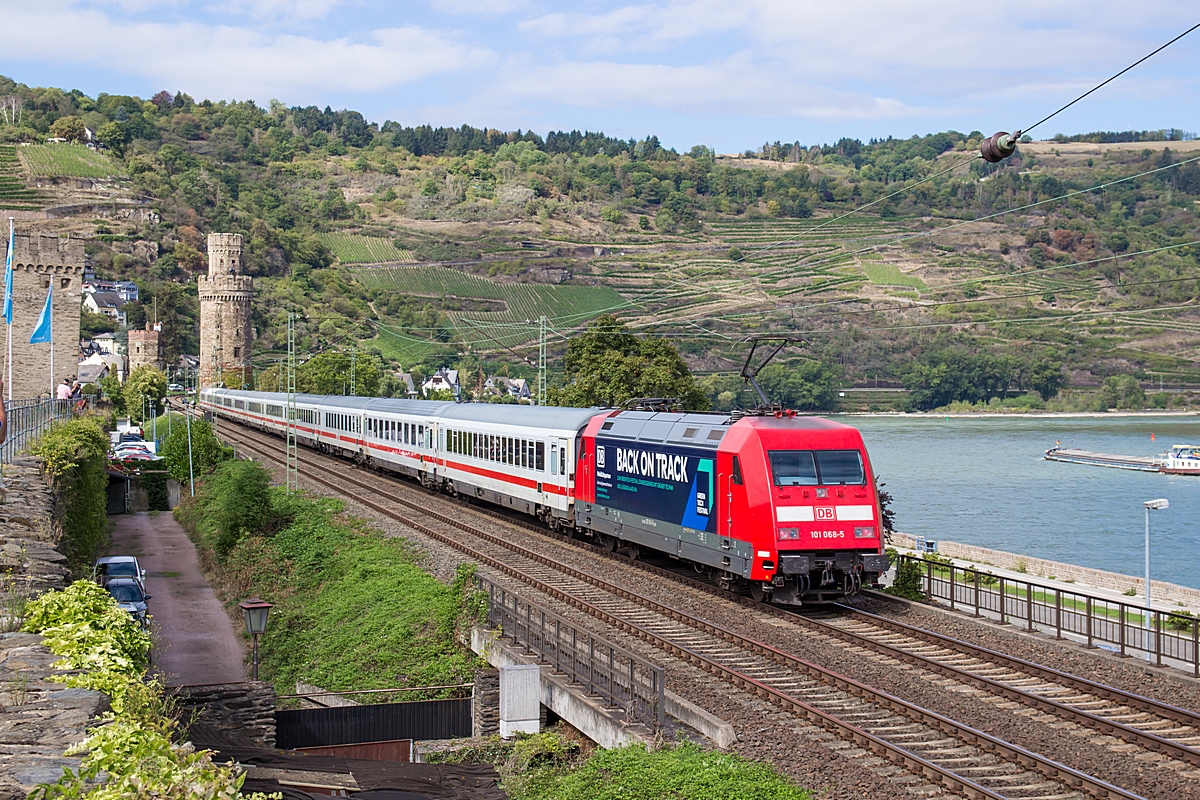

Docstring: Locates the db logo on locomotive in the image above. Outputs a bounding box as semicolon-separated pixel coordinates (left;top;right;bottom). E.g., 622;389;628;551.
815;507;836;521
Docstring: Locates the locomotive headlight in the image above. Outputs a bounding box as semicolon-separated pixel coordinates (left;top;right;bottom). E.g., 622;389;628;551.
853;526;876;539
777;528;799;540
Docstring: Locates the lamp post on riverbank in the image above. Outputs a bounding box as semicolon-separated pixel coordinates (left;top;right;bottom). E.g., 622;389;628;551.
239;598;273;681
1142;498;1169;661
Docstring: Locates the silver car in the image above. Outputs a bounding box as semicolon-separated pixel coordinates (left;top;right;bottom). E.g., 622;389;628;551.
94;556;147;594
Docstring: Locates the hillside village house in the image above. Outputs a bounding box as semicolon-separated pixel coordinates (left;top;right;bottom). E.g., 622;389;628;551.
82;280;138;303
83;291;126;325
484;376;531;402
422;368;459;397
90;332;118;354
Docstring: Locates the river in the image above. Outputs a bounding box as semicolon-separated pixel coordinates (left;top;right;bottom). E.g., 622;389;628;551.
844;414;1200;590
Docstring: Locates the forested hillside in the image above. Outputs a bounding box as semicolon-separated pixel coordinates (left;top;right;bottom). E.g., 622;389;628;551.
2;74;1198;411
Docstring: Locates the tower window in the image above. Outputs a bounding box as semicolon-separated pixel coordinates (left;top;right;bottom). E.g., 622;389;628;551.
233;347;241;358
60;278;70;289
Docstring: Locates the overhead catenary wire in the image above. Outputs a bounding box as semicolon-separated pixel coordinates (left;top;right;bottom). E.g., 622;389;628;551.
1021;22;1200;137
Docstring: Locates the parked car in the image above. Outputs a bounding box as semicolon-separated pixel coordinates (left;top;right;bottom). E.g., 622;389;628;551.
105;577;149;627
94;555;147;593
168;383;184;392
117;432;145;444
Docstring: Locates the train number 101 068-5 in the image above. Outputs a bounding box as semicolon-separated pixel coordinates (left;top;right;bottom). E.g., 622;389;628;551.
813;530;845;539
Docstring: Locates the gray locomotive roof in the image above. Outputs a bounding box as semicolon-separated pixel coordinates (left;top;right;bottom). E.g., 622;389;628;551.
209;389;606;432
596;410;731;448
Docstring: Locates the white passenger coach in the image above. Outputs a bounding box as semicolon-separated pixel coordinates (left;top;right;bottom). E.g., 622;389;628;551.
199;388;605;527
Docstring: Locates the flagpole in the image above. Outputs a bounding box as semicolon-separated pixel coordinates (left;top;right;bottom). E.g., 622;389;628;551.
5;217;10;402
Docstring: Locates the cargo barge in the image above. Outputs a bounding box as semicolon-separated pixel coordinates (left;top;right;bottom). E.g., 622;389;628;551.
1044;444;1200;475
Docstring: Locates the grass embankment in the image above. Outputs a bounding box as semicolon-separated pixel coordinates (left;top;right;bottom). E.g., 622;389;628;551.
430;731;809;800
175;459;483;694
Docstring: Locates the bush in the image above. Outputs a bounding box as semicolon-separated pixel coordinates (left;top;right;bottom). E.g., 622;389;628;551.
23;580;151;706
886;553;925;600
161;416;233;485
195;459;273;559
30;418;110;576
23;581;243;799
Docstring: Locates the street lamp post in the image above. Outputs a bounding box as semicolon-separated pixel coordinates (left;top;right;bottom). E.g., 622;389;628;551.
238;598;273;681
1142;498;1169;661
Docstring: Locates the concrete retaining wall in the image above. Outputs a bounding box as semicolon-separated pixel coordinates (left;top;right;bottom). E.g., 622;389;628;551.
892;532;1200;605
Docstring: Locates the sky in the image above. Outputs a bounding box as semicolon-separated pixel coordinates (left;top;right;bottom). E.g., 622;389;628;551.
0;1;1197;153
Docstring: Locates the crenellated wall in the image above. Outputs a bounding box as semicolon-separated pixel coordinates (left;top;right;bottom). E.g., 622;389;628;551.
0;233;84;399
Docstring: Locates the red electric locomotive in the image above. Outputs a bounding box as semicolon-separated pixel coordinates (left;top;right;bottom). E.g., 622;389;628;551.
576;409;888;603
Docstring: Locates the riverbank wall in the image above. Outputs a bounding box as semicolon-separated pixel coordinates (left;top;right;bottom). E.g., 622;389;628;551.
891;532;1200;607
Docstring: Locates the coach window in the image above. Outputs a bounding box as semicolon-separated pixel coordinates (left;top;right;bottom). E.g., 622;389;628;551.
418;425;424;447
520;440;527;469
550;444;558;474
536;442;545;471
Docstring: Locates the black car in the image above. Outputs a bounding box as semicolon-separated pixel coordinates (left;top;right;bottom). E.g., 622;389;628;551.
105;577;150;627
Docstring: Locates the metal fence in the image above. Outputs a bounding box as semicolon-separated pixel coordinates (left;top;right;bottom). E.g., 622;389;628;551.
899;554;1200;675
276;697;472;749
476;574;666;730
1;398;77;463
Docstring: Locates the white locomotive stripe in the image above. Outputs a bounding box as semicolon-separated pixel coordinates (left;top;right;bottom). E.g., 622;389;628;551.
836;505;875;521
776;506;815;522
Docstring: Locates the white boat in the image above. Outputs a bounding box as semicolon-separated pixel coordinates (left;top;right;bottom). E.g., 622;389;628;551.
1160;444;1200;475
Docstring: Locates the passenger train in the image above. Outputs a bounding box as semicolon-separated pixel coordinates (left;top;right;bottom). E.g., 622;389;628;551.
200;389;890;603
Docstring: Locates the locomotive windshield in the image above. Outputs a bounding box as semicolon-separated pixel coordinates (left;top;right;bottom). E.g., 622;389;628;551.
769;450;864;486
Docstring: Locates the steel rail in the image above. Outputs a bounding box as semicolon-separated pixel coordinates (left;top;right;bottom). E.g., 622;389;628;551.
210;409;1200;768
213;418;1142;800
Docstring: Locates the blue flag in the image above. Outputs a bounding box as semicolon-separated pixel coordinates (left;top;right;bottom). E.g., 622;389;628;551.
3;220;11;325
30;285;51;344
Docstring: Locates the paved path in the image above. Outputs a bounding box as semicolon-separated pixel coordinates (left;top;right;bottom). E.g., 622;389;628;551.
108;512;246;686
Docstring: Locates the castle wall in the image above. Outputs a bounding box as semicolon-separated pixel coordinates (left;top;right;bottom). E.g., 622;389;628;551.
198;233;253;389
0;233;84;399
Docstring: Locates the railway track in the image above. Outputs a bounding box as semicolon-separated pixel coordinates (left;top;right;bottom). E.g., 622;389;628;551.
208;416;1151;800
207;411;1200;773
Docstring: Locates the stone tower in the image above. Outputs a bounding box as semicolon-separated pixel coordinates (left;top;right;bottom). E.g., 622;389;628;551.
0;233;84;399
128;322;164;373
198;233;252;388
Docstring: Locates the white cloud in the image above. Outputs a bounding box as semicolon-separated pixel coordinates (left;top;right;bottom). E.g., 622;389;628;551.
206;0;350;22
0;2;493;100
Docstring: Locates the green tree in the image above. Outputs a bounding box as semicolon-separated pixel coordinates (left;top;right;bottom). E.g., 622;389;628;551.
552;314;708;410
48;115;86;142
80;309;115;337
96;121;132;155
124;366;167;422
1096;374;1145;410
161;417;233;484
1029;359;1066;400
98;375;125;415
758;361;841;411
298;351;380;396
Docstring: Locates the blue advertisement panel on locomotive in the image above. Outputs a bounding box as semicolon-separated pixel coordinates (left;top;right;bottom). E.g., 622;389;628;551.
593;439;717;533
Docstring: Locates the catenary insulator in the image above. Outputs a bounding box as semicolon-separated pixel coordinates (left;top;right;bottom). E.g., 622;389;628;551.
981;131;1019;163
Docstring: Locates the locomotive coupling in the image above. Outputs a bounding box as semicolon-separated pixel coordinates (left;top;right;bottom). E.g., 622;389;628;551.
980;130;1020;163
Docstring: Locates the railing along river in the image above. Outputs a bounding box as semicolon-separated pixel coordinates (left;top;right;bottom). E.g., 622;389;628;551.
898;554;1200;675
